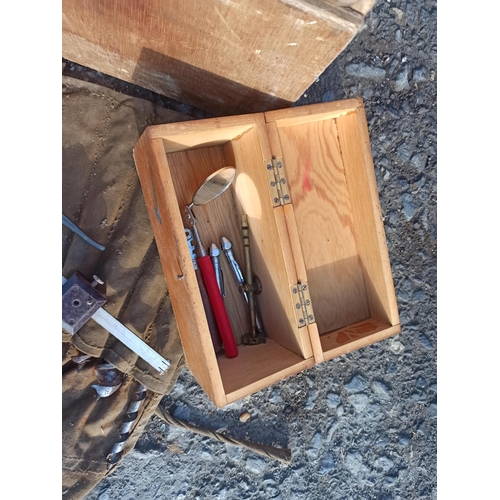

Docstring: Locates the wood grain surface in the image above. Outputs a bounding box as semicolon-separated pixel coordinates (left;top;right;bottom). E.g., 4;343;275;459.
63;0;375;115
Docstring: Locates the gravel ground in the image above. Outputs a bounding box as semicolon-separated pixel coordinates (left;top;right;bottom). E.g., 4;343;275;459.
78;0;437;498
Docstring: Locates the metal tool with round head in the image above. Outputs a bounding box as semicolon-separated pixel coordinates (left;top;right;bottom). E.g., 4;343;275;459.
182;167;238;358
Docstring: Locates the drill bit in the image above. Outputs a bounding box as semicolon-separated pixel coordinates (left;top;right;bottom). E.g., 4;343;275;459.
155;404;291;464
107;383;148;470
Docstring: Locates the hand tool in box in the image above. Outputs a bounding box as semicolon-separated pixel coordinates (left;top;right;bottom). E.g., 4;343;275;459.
210;243;225;298
220;235;265;340
182;167;238;358
240;214;266;344
186;229;223;353
62;272;171;373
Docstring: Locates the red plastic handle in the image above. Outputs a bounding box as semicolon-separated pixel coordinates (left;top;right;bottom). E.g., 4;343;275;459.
198;255;238;358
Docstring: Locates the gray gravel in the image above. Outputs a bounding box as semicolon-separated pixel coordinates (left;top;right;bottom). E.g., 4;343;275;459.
82;0;437;498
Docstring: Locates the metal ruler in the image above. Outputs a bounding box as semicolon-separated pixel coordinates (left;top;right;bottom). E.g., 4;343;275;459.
62;273;170;374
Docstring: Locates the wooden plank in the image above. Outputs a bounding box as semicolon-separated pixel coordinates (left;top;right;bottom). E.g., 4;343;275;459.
336;108;400;326
62;0;375;115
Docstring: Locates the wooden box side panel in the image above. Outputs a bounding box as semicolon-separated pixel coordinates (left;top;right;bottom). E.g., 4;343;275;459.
336;108;400;327
133;133;227;406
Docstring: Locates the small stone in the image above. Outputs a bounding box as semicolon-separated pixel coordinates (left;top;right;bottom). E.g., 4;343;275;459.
306;432;322;459
261;479;280;498
413;67;428;82
402;193;418;220
348;394;369;412
268;388;281;403
226;443;243;461
410;153;427;172
318;453;335;475
337;405;344;416
245;456;267;474
321;90;334;102
394;67;409;91
372;380;392;400
387;337;405;354
426;403;437;419
346;63;386;80
239;411;251;423
326;419;340;442
386;362;397;374
376;435;389;446
326;392;341;408
305;389;318;409
345;374;368;392
345;452;363;474
99;493;110;500
416;377;427;389
399;433;411;446
375;455;394;471
410;392;426;402
419;334;433;349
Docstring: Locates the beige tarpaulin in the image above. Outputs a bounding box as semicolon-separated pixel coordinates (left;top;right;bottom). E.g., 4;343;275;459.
62;75;190;499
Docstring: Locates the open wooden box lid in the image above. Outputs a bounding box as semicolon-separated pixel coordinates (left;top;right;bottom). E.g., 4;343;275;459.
133;98;400;407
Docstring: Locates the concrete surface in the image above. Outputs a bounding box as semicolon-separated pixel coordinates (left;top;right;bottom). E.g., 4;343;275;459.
75;0;437;498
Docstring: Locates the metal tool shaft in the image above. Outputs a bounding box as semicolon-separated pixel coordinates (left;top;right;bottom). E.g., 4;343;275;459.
221;236;264;333
241;215;256;338
210;243;224;297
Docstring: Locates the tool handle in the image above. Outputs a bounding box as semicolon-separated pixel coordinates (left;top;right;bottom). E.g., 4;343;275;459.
198;255;238;358
195;267;223;354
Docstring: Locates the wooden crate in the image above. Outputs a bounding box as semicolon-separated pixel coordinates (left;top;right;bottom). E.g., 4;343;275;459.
133;98;400;408
63;0;376;116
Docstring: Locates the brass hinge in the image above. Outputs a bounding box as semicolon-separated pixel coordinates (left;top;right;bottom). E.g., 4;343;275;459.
291;282;315;328
265;157;291;207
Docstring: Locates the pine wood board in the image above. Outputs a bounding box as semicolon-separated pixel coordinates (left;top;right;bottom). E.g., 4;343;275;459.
63;0;376;115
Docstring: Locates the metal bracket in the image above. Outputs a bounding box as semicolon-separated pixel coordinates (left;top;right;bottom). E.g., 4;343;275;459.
62;272;107;334
291;282;315;328
265;157;291;207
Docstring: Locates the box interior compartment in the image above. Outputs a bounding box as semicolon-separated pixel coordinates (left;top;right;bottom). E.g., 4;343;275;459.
160;120;315;401
269;107;400;360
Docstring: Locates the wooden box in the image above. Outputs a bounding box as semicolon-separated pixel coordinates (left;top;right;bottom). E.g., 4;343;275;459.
133;98;400;408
